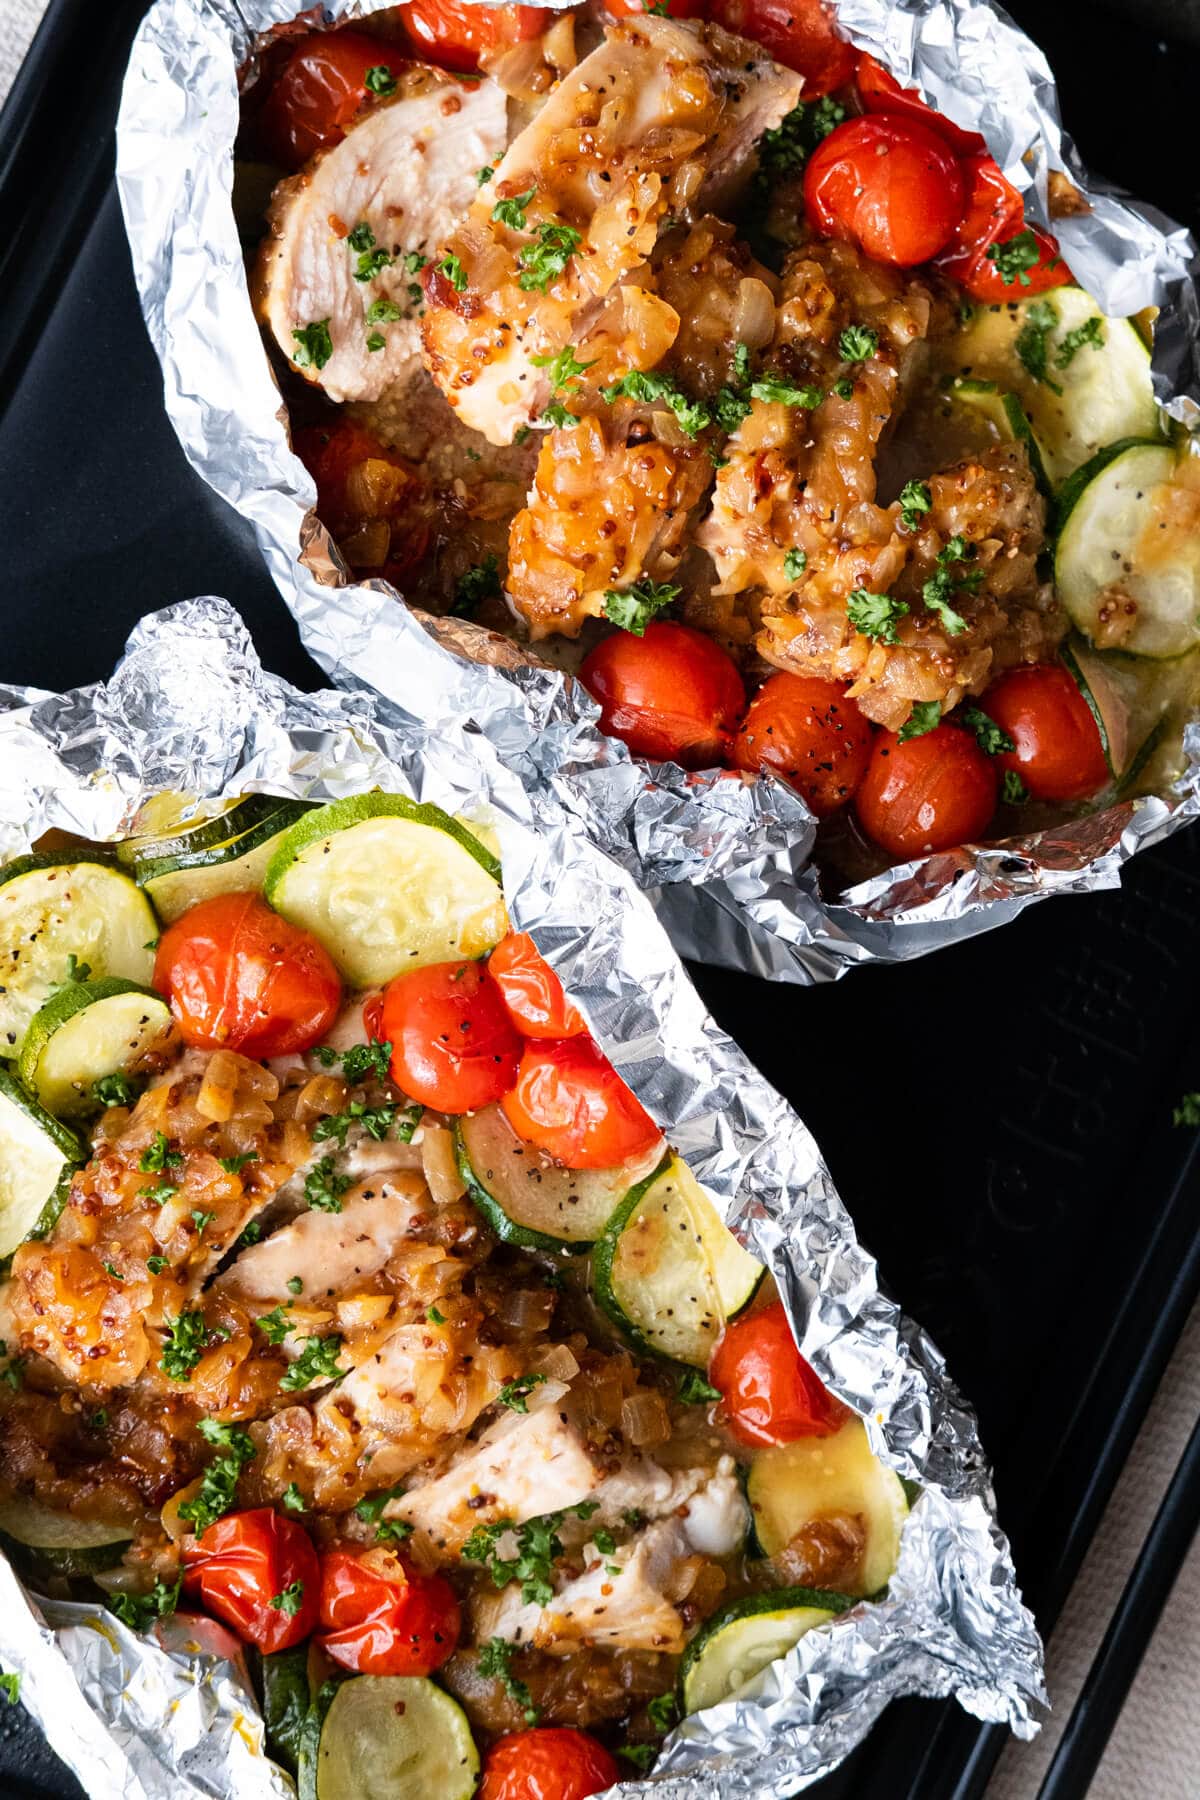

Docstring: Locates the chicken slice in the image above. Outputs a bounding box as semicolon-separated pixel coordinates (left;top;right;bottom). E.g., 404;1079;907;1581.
215;1174;431;1305
588;1453;748;1556
481;1519;697;1655
255;69;508;405
421;17;801;444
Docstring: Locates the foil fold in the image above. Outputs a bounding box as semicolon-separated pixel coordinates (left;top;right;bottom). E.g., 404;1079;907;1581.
0;599;1042;1796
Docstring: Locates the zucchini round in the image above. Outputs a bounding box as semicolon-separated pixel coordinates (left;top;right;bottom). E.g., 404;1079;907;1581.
314;1676;478;1800
679;1585;854;1714
0;1492;132;1577
264;795;506;986
457;1103;665;1249
18;978;174;1119
116;793;283;869
0;855;157;1051
947;378;1052;498
593;1156;763;1367
746;1416;909;1597
0;1070;82;1258
135;798;312;922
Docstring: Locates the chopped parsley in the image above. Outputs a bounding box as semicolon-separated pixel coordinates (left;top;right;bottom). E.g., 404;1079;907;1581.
749;374;825;409
648;1691;678;1733
270;1581;306;1617
783;547;807;582
517;221;582;293
922;537;983;635
539;401;578;429
314;1100;399;1148
287;1276;304;1296
592;1527;616;1555
427;1305;446;1326
291;319;333;372
756;96;845;188
140;1180;178;1207
366;298;404;326
1056;314;1104;368
838;324;878;362
139;1132;183;1175
478;1636;539;1725
315;1039;393;1084
618;1746;659;1773
622;1508;645;1530
847;588;909;645
159;1310;209;1382
491;186;537;231
89;1409;109;1431
177;1420;256;1533
304;1156;352;1214
1002;768;1030;804
219;1152;258;1176
602;578;680;636
514;425;531;445
0;1672;19;1706
356;1484;407;1525
347;224;392;284
365;331;386;352
898;701;943;743
897;480;932;533
236;1221;263;1250
462;1503;604;1605
102;1261;123;1281
530;344;595;392
1173;1093;1200;1128
364;64;396;96
63;954;91;984
282;1483;308;1513
1;1360;22;1392
961;706;1015;756
279;1334;343;1393
256;1306;293;1346
987;229;1055;289
453;553;503;617
600;368;711;438
191;1209;217;1237
496;1372;548;1414
93;1072;135;1108
439;253;468;294
109;1576;182;1633
476;164;495;186
832;376;855;400
713;384;751;433
677;1369;721;1405
1014;299;1063;394
377;1518;415;1545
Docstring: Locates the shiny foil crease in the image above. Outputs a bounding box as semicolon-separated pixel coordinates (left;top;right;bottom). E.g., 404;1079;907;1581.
117;0;1200;983
0;599;1042;1796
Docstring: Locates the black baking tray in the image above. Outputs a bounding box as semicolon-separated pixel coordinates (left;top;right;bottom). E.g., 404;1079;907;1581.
3;2;1200;1795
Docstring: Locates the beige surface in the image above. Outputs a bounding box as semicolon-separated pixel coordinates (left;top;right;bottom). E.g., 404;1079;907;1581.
2;9;1199;1798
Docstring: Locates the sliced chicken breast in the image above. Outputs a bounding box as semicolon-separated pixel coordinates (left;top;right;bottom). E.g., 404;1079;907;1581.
481;1519;697;1655
215;1174;431;1305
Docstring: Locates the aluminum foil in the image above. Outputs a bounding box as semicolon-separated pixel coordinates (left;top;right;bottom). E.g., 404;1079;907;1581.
0;597;1042;1796
116;0;1200;983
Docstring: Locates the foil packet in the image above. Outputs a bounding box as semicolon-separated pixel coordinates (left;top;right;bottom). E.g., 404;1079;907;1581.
116;0;1200;982
0;597;1042;1796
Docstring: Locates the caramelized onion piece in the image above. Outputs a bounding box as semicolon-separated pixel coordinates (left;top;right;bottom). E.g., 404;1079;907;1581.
621;1388;671;1448
421;1123;466;1206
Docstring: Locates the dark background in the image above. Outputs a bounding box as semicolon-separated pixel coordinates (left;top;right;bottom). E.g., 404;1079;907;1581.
2;0;1200;1795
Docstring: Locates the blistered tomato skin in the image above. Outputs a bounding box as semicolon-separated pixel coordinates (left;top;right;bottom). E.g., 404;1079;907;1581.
984;663;1109;803
183;1509;321;1653
259;31;400;169
935;154;1069;301
708;0;857;94
318;1547;460;1676
479;1728;622;1800
804;115;966;266
854;723;998;860
709;1301;848;1449
730;674;874;817
502;1037;661;1170
488;933;586;1039
381;960;523;1113
855;51;984;155
580;623;746;770
394;0;550;73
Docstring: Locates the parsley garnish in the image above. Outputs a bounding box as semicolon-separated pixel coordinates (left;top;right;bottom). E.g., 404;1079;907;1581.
832;376;855;400
749;374;825;409
0;1673;19;1705
477;164;495;186
453;554;502;617
160;1310;208;1382
922;537;983;635
256;1306;292;1345
491;186;536;230
140;1132;182;1175
427;1305;446;1326
784;547;807;582
356;1483;407;1525
622;1508;645;1530
191;1209;217;1237
314;1100;399;1148
316;1039;393;1085
517;221;582;293
1;1360;23;1392
63;954;91;984
279;1335;343;1392
1173;1093;1200;1127
178;1420;256;1532
109;1576;182;1633
282;1483;308;1513
478;1637;539;1723
347;223;392;282
102;1261;123;1281
219;1152;257;1176
847;588;909;645
287;1276;303;1296
440;253;468;293
366;331;385;352
304;1156;351;1214
539;401;577;429
93;1072;134;1108
1056;315;1104;368
364;64;396;96
619;1746;659;1773
291;319;333;371
961;706;1015;756
90;1409;108;1430
141;1181;177;1206
898;701;942;743
377;1518;415;1544
530;345;595;392
1014;299;1063;394
1002;769;1030;804
366;298;404;325
838;324;878;362
600;368;711;437
496;1372;548;1414
514;425;531;445
898;480;932;533
987;229;1055;288
602;579;680;636
463;1508;594;1605
270;1581;306;1617
236;1221;263;1250
592;1526;616;1555
677;1370;721;1405
756;97;845;187
648;1691;678;1733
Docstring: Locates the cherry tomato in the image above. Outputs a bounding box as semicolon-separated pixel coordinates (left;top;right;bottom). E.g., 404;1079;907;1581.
982;663;1109;804
380;959;522;1113
480;1728;622;1800
855;51;984;155
501;1037;661;1170
708;0;856;94
394;0;550;74
293;422;430;588
935;154;1068;301
488;933;586;1040
154;893;341;1058
804;115;966;266
362;991;385;1042
318;1546;460;1676
606;0;707;14
730;674;873;817
260;30;401;170
855;722;997;859
580;623;745;770
709;1301;849;1449
183;1509;320;1653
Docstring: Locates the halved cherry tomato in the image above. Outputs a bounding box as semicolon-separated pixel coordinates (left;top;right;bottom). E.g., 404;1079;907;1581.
394;0;550;74
709;0;856;94
804;115;966;266
855;51;984;155
606;0;707;14
293;422;430;588
730;674;873;817
183;1508;320;1653
381;959;523;1113
502;1037;661;1170
935;154;1069;301
580;623;745;770
154;893;342;1058
854;722;997;859
488;933;586;1040
260;30;401;170
318;1546;460;1676
983;663;1108;804
480;1728;621;1800
362;991;385;1043
710;1301;849;1449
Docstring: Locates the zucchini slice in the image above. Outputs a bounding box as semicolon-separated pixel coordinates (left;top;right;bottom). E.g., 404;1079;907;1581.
116;793;284;869
1054;441;1200;659
679;1585;855;1715
746;1416;909;1597
135;799;312;923
0;1070;82;1257
948;287;1159;484
0;856;157;1052
457;1104;665;1249
946;378;1052;498
593;1157;763;1367
264;795;507;986
18;978;174;1119
0;1492;132;1577
314;1677;478;1800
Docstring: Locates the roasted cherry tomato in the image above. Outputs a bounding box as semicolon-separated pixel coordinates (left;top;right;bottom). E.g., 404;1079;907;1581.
935;153;1069;301
580;623;745;770
855;51;984;155
183;1509;320;1654
709;0;856;94
605;0;707;14
154;893;342;1058
318;1546;460;1676
381;959;523;1113
488;933;586;1040
709;1301;848;1449
293;422;430;587
804;115;966;266
854;722;997;859
393;0;550;74
983;663;1109;804
480;1728;622;1800
730;674;873;817
362;990;386;1043
260;30;401;169
502;1037;661;1170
